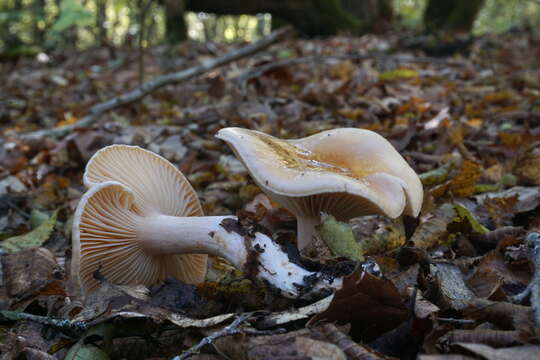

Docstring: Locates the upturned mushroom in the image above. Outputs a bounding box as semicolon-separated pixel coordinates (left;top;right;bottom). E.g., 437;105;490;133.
72;145;342;298
216;127;423;250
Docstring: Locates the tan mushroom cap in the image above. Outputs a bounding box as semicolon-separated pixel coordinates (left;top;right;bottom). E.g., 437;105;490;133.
73;145;207;293
216;127;423;222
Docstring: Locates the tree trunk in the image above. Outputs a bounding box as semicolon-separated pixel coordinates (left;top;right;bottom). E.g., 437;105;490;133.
33;0;46;45
95;0;107;43
186;0;361;37
342;0;393;33
164;0;187;44
424;0;485;33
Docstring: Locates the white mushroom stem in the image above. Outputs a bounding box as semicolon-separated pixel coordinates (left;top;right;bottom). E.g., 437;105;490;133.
137;215;342;298
296;215;322;250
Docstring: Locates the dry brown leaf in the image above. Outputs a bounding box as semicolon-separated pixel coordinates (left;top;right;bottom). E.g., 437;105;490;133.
514;146;540;185
449;160;482;197
410;204;455;249
430;263;475;311
463;299;530;330
309;269;406;339
1;247;64;306
454;343;540;360
247;334;346;360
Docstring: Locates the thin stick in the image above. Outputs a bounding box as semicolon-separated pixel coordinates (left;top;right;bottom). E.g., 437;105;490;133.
19;27;292;140
173;313;249;360
512;233;540;328
437;317;476;325
0;310;88;334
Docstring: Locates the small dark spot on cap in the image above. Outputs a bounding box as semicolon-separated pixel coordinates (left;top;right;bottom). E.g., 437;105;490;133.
208;231;215;237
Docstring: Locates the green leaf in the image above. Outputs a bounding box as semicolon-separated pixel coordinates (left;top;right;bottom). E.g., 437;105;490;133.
65;324;115;360
452;204;489;235
379;68;418;81
50;0;92;34
29;209;51;228
317;214;364;262
0;209;58;253
419;162;454;186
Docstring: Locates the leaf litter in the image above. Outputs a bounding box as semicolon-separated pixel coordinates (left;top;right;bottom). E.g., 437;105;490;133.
1;28;540;359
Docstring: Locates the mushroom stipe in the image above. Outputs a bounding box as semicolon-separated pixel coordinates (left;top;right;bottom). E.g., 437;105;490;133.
72;145;344;299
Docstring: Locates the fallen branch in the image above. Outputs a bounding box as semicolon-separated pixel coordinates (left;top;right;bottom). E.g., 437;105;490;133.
512;232;540;329
19;27;292;140
0;310;88;335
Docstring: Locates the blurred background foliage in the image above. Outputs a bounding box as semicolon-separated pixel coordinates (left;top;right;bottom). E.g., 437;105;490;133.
0;0;539;57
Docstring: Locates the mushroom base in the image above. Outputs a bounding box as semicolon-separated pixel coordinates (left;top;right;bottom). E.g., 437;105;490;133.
136;214;343;298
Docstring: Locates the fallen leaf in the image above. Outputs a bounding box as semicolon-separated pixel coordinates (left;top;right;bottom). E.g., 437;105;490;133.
317;214;364;261
454;343;540;360
309;268;406;340
1;247;64;305
430;263;475;311
247;334;346;360
0;209;58;253
449;160;482;197
514;146;540;186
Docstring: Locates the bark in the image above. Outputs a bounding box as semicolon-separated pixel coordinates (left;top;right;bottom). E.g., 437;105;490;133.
164;0;187;43
33;0;46;44
342;0;394;33
186;0;361;37
95;0;107;43
424;0;486;33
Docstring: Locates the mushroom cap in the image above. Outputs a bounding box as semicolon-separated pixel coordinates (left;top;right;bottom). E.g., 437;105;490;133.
216;127;423;221
74;145;207;293
72;181;207;294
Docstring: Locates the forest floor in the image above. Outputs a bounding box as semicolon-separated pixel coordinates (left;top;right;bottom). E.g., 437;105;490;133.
1;29;540;359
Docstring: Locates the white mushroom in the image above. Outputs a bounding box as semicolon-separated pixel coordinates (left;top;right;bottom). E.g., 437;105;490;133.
72;145;342;298
216;127;423;250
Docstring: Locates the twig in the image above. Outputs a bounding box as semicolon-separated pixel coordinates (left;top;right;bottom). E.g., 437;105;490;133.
242;327;287;336
437;317;476;325
237;53;465;93
512;233;540;329
0;310;88;334
172;313;249;360
19;27;292;140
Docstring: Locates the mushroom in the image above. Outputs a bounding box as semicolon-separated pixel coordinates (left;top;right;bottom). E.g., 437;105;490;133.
72;145;342;298
216;127;423;250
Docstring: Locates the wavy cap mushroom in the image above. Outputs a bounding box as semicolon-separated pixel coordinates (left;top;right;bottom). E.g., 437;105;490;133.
72;145;343;298
216;127;423;250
